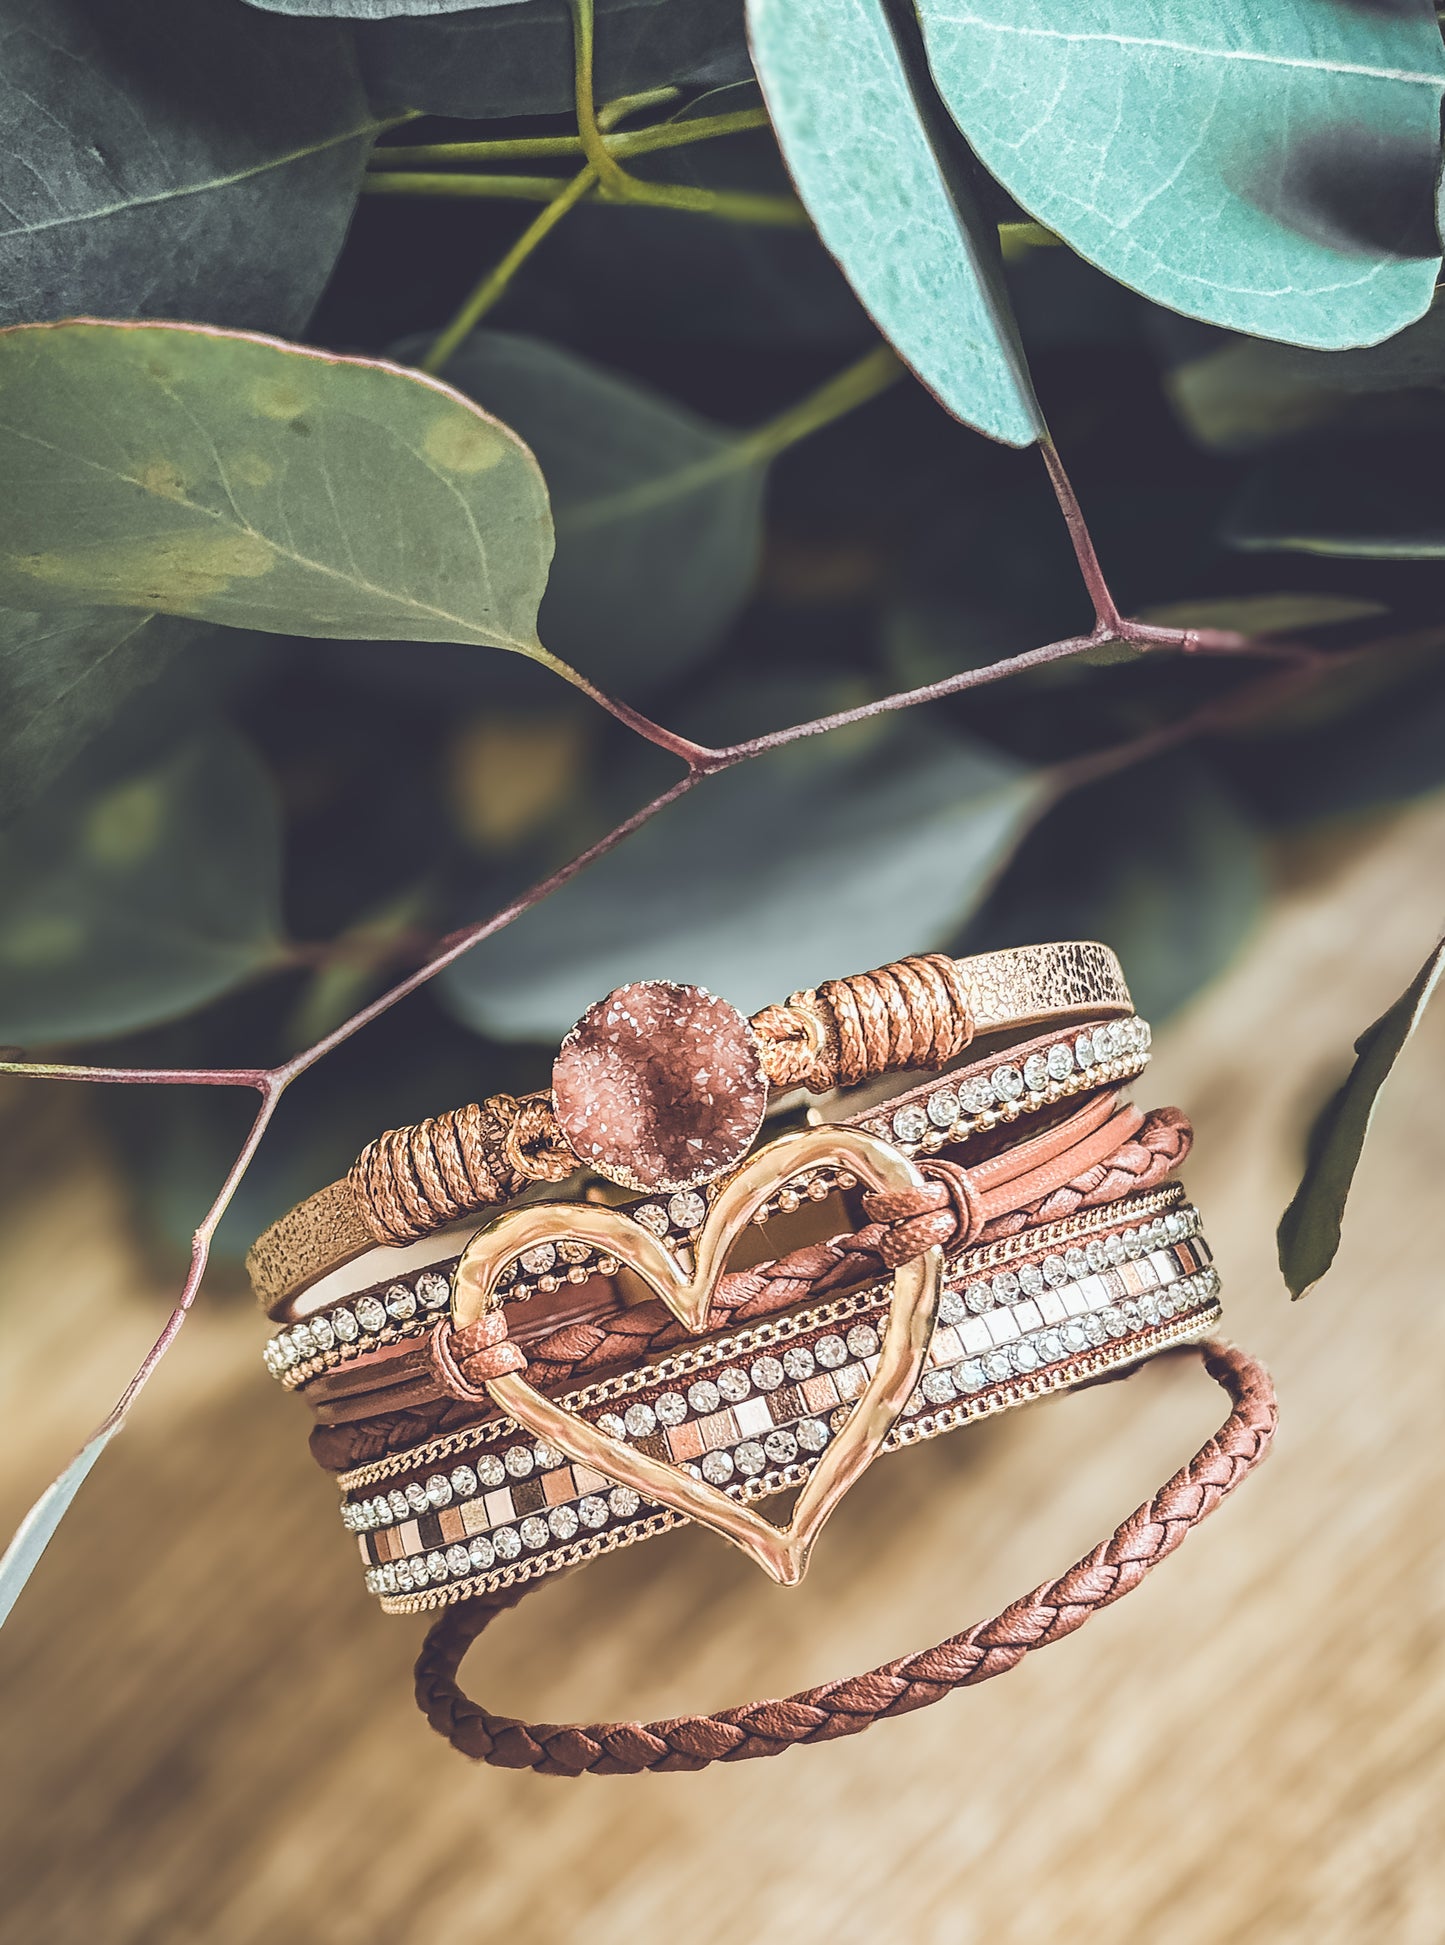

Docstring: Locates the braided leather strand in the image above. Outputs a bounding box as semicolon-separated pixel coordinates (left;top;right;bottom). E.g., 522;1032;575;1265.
414;1340;1275;1774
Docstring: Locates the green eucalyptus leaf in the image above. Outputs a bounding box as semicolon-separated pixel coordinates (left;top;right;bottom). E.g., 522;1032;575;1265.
396;329;765;686
0;728;284;1045
0;608;199;828
357;0;749;119
1225;428;1445;557
1278;937;1445;1298
0;0;379;335
747;0;1041;447
0;321;556;658
1135;594;1387;637
914;0;1445;350
440;715;1047;1039
0;1428;119;1630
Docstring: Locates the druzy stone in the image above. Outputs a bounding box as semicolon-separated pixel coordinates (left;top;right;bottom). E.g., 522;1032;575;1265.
551;980;767;1193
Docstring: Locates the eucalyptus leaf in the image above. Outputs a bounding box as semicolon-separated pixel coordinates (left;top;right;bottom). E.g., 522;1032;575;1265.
0;608;198;828
0;728;284;1045
747;0;1042;446
0;321;556;658
1225;429;1445;558
440;717;1047;1039
0;1428;119;1630
913;0;1445;350
1278;937;1445;1298
0;0;379;335
250;0;520;15
1135;594;1387;638
357;0;749;119
402;329;765;686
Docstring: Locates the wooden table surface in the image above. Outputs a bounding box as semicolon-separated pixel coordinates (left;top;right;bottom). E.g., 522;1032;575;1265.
2;799;1443;1945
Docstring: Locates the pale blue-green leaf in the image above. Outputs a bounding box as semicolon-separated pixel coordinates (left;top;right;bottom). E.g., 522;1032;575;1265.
746;0;1042;445
1279;938;1445;1297
441;719;1047;1038
0;1427;117;1630
0;322;554;657
915;0;1445;349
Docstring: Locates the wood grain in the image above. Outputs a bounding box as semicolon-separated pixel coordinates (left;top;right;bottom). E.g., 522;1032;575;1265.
2;800;1443;1945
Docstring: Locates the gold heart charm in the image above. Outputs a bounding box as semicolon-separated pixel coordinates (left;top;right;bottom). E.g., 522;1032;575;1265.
451;1126;941;1585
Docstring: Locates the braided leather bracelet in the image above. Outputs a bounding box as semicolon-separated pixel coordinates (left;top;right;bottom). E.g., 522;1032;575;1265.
249;944;1132;1313
415;1341;1276;1775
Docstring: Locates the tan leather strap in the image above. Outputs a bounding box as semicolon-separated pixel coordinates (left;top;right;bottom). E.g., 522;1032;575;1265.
413;1340;1275;1774
249;942;1131;1313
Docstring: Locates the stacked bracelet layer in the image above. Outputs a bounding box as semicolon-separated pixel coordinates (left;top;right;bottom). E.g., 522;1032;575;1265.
255;943;1276;1769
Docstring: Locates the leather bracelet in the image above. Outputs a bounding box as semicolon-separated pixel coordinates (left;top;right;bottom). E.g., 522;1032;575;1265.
414;1339;1276;1774
248;942;1133;1314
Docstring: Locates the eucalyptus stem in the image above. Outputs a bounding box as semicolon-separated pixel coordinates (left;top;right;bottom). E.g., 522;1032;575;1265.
422;166;598;374
562;344;905;532
371;108;772;172
568;0;630;198
366;172;575;204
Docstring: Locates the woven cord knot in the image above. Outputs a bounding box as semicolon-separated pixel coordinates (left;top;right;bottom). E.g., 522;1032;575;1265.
751;954;973;1094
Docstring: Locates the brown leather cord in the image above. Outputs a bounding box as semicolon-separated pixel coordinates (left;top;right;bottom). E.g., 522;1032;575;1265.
413;1339;1275;1774
751;953;973;1093
350;1094;576;1248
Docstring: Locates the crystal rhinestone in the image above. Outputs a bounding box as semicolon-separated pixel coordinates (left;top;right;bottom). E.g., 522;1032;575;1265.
355;1295;386;1333
991;1269;1020;1306
388;1489;409;1520
814;1335;848;1369
1013;1340;1040;1372
371;1496;392;1526
667;1190;707;1231
392;1560;414;1592
597;1411;629;1441
1062;1320;1089;1353
405;1482;430;1514
633;1203;670;1237
956;1360;987;1393
891;1104;929;1144
1157;1291;1176;1319
504;1445;534;1478
1022;1052;1050;1093
1042;1255;1069;1287
310;1314;336;1352
701;1450;735;1484
291;1324;316;1360
385;1283;417;1322
846;1323;879;1359
425;1473;453;1508
1018;1262;1046;1297
624;1403;658;1439
992;1064;1025;1102
608;1486;641;1518
1046;1042;1075;1081
577;1495;608;1529
494;1260;518;1290
782;1345;815;1382
1093;1024;1116;1063
965;1283;994;1315
416;1271;451;1310
536;1443;564;1469
1075;1032;1096;1068
750;1355;784;1392
1037;1329;1065;1363
1082;1312;1107;1346
549;1505;579;1541
363;1568;378;1595
445;1544;471;1578
1122;1227;1141;1258
475;1454;506;1488
556;1239;591;1265
687;1379;722;1415
519;1516;549;1550
332;1306;359;1343
492;1526;522;1560
468;1535;495;1571
262;1342;281;1376
959;1075;995;1114
734;1441;766;1476
426;1550;448;1582
1085;1238;1108;1272
340;1503;358;1531
927;1087;959;1129
1138;1292;1160;1325
1064;1248;1089;1280
450;1465;478;1501
409;1555;430;1587
517;1243;555;1277
655;1391;687;1426
716;1367;750;1402
1120;1300;1141;1329
797;1417;830;1452
1165;1211;1185;1241
922;1369;956;1404
937;1290;966;1326
764;1429;798;1465
983;1349;1014;1382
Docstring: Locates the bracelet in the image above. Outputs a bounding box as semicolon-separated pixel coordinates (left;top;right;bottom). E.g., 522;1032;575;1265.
342;1183;1218;1608
247;942;1133;1313
413;1340;1276;1774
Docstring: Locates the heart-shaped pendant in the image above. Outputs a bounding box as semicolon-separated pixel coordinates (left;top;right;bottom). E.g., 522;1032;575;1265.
451;1126;942;1585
